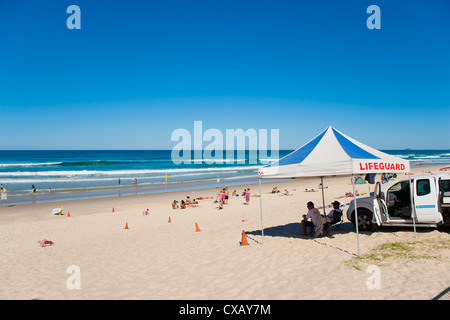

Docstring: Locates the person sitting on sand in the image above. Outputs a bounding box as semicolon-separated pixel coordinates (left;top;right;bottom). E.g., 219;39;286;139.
232;190;237;197
280;189;291;196
186;196;191;206
180;200;186;209
324;201;343;233
301;201;322;236
215;190;223;203
143;208;149;215
270;187;280;193
172;200;179;209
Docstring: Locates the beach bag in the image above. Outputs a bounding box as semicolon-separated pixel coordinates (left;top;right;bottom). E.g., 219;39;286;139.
51;208;62;215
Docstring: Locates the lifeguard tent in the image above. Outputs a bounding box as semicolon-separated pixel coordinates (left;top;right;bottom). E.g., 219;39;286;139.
257;126;411;255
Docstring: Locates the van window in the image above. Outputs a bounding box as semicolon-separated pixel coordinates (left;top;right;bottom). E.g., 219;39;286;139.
416;179;431;196
441;180;450;192
388;181;410;193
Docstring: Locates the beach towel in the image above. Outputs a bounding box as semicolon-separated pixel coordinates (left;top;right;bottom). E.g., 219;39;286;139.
314;215;326;238
38;239;54;247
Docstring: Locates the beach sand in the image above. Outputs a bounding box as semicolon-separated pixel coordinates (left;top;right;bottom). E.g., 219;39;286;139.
0;165;449;300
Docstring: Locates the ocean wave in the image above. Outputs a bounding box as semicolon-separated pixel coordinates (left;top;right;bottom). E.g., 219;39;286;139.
0;162;63;167
0;170;250;184
0;165;261;177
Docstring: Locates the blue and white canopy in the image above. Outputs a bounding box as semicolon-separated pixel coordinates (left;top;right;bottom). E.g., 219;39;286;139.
259;126;410;179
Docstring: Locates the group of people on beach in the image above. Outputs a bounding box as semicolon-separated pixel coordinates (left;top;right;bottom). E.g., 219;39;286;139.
172;195;213;209
208;187;257;210
268;187;291;196
301;200;344;237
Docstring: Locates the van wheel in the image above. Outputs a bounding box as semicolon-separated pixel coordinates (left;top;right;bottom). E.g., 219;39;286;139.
352;209;375;231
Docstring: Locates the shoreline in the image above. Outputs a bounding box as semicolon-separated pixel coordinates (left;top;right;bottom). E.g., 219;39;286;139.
1;162;446;207
0;164;445;223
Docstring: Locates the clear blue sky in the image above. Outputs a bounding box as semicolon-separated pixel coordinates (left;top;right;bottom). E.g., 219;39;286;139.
0;0;449;150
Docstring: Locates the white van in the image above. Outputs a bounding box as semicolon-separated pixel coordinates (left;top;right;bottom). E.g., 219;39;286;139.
346;174;450;231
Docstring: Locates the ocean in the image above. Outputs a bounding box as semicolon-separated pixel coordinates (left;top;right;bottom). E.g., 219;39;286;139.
1;149;449;205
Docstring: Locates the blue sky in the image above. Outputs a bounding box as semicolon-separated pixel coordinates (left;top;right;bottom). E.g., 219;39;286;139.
0;0;449;150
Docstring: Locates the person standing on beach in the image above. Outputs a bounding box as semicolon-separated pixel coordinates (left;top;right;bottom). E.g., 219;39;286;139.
118;178;121;186
245;188;250;205
225;187;229;204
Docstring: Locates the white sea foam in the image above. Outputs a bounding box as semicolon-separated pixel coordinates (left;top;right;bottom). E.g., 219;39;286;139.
0;165;261;178
0;162;63;167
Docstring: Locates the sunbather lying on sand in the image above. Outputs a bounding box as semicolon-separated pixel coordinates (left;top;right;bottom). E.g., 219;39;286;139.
38;239;54;247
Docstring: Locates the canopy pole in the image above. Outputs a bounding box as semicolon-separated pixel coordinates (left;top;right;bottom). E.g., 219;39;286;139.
408;172;417;239
258;177;265;244
352;174;360;256
320;176;326;216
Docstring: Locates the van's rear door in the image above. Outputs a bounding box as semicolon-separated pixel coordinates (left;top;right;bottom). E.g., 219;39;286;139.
414;177;439;223
373;182;388;225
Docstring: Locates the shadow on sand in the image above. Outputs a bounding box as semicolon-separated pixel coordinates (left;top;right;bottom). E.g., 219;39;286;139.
246;222;356;240
246;222;450;242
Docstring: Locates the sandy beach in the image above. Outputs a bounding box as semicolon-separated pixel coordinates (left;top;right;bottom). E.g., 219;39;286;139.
0;164;449;300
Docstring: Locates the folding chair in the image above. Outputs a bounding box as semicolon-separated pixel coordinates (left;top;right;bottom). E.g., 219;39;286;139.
331;212;344;231
329;209;344;231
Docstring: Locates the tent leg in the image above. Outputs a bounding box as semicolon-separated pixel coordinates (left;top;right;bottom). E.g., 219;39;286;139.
408;172;417;239
352;174;360;256
321;177;326;216
258;177;264;244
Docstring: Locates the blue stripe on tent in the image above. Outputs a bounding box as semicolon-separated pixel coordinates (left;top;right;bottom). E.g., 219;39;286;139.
332;128;379;159
266;128;328;167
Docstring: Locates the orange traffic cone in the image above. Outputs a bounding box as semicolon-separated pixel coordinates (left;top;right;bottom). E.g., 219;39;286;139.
242;214;247;222
112;208;115;213
195;222;201;232
67;212;71;217
124;222;129;229
168;216;171;223
241;230;249;246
